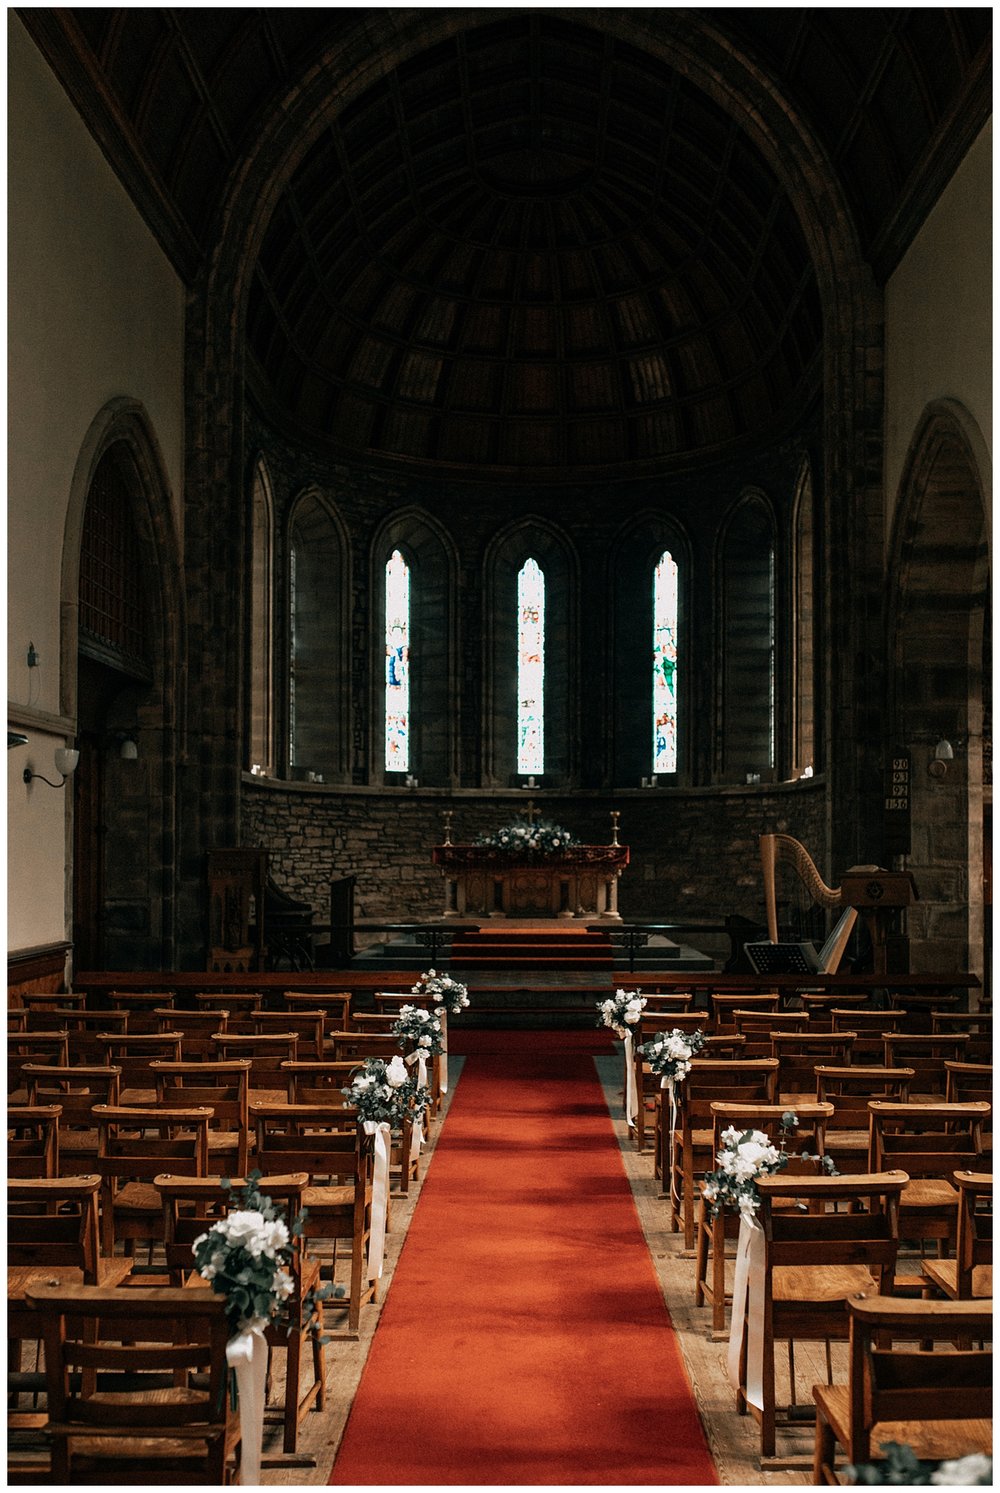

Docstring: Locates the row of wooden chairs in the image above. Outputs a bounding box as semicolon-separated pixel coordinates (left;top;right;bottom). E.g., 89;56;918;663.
8;1043;451;1481
618;1023;993;1475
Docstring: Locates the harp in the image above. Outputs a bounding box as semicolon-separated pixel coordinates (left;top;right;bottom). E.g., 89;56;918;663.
759;833;917;975
759;833;858;974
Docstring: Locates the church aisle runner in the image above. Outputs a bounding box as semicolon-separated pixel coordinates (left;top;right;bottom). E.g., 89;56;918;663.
329;1029;717;1486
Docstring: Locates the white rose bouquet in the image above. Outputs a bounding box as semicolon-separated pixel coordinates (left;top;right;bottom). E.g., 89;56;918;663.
392;1002;445;1056
192;1171;297;1337
701;1126;790;1223
701;1114;837;1222
343;1054;431;1127
596;988;646;1040
411;968;470;1016
639;1026;707;1083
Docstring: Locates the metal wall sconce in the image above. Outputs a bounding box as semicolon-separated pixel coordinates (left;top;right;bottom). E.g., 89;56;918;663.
23;746;80;788
119;736;138;761
928;738;956;779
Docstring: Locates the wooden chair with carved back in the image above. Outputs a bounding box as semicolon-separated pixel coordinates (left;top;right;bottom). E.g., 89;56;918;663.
920;1169;992;1303
664;1057;780;1250
694;1101;834;1331
155;1170;326;1455
736;1170;906;1460
867;1100;990;1287
24;1281;240;1484
811;1294;992;1484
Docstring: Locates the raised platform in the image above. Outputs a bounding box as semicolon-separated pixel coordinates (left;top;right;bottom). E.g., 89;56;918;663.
354;922;715;975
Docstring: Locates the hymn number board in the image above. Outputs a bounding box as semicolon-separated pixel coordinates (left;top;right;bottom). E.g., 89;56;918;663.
883;749;911;856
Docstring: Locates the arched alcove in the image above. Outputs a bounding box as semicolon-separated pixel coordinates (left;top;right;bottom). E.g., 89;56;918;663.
889;401;991;978
286;489;351;782
717;491;778;783
62;399;183;968
369;507;458;787
246;455;275;775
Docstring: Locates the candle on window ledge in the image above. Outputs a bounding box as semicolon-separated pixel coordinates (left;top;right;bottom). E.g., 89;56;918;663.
526;776;536;788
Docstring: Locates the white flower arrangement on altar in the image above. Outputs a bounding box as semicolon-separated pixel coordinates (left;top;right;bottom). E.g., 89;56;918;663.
392;1002;445;1056
473;819;580;854
411;968;470;1016
639;1026;707;1082
343;1054;431;1127
596;988;646;1040
192;1172;297;1337
702;1113;838;1221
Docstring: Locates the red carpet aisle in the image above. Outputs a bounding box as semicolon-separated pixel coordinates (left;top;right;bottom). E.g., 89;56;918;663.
329;1029;717;1486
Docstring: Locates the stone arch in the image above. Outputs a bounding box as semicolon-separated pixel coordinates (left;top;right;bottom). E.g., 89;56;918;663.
285;488;352;783
887;399;991;977
483;517;579;788
183;8;882;884
369;506;459;787
62;397;184;968
610;510;694;790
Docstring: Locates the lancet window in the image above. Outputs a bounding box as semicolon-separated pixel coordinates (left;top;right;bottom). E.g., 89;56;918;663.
517;558;545;775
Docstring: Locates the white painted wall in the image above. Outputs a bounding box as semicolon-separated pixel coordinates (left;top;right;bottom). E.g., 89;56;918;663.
885;120;993;527
7;16;186;952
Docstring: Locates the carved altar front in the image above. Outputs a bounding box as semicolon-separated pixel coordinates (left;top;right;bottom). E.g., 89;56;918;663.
432;845;629;920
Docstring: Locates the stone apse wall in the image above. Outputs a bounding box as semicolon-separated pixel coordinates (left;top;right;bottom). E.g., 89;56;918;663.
241;776;828;958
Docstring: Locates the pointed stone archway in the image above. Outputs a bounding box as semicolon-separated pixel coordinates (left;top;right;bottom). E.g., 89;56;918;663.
888;399;991;981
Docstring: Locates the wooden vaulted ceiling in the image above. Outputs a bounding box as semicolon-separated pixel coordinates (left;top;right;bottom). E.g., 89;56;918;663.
23;8;991;478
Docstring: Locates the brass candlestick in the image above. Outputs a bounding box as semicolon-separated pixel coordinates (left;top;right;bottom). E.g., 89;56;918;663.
609;810;620;846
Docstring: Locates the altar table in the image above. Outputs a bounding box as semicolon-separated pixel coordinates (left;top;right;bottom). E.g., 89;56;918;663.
432;844;629;920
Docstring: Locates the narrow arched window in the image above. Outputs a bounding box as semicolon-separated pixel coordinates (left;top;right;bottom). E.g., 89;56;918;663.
517;558;545;775
384;548;411;772
653;550;679;773
721;497;776;778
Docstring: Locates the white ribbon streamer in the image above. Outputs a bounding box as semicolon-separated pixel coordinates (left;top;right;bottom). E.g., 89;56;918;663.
404;1051;429;1161
660;1074;679;1206
226;1320;268;1485
727;1213;766;1412
363;1120;391;1281
405;1048;429;1089
438;1010;449;1094
623;1029;638;1126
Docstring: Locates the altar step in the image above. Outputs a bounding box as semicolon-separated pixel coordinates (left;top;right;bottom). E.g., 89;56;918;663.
450;928;614;971
351;929;714;975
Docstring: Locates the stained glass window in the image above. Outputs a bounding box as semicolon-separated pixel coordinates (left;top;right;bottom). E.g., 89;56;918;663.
653;550;678;773
517;558;545;775
385;549;410;772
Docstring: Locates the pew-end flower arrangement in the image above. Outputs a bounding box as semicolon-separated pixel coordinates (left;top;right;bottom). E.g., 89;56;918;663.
392;1003;445;1055
343;1054;431;1126
639;1026;707;1082
701;1126;789;1223
702;1113;838;1222
847;1444;992;1485
192;1171;296;1337
411;969;470;1016
596;988;646;1040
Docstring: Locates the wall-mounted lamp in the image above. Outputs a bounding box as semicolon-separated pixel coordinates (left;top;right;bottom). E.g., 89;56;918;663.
934;738;954;761
119;736;138;761
23;746;80;788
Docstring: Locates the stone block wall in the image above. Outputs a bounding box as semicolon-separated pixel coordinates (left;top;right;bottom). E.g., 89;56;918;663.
241;775;828;951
